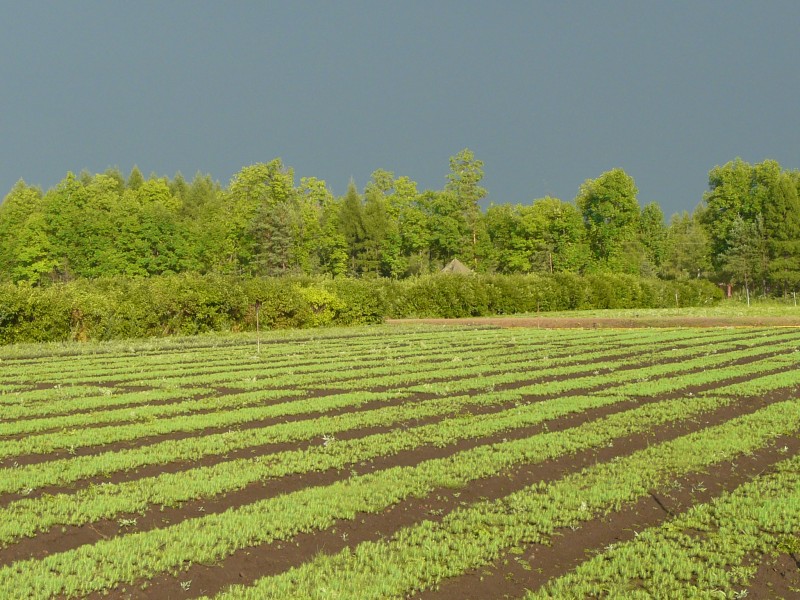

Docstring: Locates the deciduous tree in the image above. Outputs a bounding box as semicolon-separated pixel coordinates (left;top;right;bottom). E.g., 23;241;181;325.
576;168;640;269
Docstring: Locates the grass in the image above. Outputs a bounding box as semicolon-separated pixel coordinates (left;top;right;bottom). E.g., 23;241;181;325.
512;298;800;319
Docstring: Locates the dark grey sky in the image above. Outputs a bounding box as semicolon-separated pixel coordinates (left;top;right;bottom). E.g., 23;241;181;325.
2;1;798;217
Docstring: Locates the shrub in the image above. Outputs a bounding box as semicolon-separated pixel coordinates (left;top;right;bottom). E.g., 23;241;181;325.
0;273;724;344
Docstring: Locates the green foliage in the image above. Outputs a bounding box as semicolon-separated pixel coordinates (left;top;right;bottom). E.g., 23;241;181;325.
339;180;367;275
322;278;388;325
638;202;666;273
719;216;768;293
0;273;722;343
0;181;44;282
661;211;712;280
387;273;720;318
484;198;589;274
446;148;487;266
576;168;640;269
389;275;491;318
2;153;796;301
294;286;344;327
701;158;800;292
763;171;800;291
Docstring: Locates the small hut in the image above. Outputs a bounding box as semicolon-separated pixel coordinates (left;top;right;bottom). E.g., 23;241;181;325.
441;258;473;275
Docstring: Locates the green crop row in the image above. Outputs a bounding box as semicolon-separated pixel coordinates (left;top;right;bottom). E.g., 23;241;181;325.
701;361;800;397
0;326;508;381
316;327;769;393
0;334;676;445
201;399;800;600
0;323;428;362
5;328;794;473
0;388;302;438
0;387;213;425
0;344;550;433
0;384;108;407
4;394;790;599
0;392;740;550
230;325;764;395
605;346;800;398
0;325;797;600
0;331;495;411
0;388;414;461
530;453;800;599
5;330;786;460
150;338;560;392
0;325;743;385
409;335;800;398
0;386;527;494
3;331;763;496
0;385;25;393
4;329;547;388
0;331;482;385
33;325;646;387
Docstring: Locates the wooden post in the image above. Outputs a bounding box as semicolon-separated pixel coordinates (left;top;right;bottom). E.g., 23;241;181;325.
255;301;262;355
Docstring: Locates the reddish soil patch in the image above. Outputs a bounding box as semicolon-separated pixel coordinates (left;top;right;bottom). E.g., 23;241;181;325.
389;316;800;329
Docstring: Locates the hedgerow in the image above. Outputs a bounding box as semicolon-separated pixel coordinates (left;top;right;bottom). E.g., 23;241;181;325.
0;273;722;343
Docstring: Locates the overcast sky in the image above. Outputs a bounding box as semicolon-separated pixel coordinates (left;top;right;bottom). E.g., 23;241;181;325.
1;1;798;216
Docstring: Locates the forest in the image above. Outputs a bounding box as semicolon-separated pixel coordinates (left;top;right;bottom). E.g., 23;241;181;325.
0;151;798;297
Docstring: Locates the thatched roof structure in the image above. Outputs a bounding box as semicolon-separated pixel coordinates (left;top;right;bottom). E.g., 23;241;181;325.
441;258;473;274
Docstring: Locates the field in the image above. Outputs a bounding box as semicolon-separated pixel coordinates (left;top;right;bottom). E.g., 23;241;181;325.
390;299;800;329
0;323;799;599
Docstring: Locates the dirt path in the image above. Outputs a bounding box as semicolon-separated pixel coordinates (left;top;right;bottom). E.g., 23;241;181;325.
388;315;800;328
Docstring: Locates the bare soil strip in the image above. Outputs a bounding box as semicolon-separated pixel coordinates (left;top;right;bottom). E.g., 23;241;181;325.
4;346;795;510
0;395;648;565
746;544;800;600
100;392;794;599
418;436;800;600
4;330;790;468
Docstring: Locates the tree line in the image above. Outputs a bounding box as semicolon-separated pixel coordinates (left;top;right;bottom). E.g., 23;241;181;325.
0;151;798;295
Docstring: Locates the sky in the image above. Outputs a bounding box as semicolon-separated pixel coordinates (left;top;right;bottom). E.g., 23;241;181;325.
1;1;799;217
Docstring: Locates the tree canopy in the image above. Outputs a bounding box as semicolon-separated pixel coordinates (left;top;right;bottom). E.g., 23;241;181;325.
1;153;798;297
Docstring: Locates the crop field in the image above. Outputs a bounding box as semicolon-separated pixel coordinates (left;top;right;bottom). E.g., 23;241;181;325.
0;324;799;599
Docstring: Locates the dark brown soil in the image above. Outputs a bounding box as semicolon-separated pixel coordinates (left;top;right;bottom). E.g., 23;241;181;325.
420;436;800;600
747;547;800;600
6;328;790;469
93;391;795;600
3;394;652;566
3;334;794;508
3;327;799;600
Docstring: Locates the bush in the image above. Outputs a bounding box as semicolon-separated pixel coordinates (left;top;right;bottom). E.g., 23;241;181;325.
0;272;724;344
323;278;388;325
